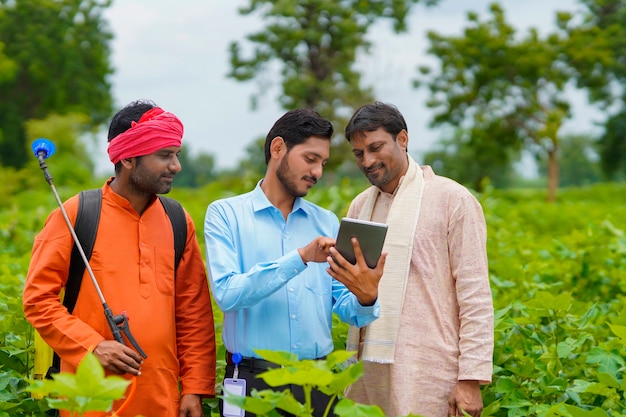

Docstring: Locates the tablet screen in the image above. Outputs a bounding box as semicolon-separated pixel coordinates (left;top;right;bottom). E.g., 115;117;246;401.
335;218;388;268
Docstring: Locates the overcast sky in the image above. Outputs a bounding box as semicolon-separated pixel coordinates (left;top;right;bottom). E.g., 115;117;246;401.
93;0;600;174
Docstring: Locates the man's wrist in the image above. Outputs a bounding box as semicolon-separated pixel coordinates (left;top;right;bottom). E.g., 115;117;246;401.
359;296;377;307
297;248;308;264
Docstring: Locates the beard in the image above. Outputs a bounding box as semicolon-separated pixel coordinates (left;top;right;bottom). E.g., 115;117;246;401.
363;163;393;188
276;156;310;198
129;157;173;195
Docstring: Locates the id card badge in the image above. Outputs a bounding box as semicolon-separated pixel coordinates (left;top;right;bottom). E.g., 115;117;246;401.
223;377;246;417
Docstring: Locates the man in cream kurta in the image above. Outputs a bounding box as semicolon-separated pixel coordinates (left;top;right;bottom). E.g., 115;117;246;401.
343;102;494;417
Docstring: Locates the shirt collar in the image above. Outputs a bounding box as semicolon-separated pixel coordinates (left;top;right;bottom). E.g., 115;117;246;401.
251;179;309;216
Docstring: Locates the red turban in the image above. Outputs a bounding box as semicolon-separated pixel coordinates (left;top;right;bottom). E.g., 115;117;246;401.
107;107;184;164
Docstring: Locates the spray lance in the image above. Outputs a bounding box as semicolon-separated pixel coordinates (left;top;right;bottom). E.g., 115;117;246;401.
32;138;147;359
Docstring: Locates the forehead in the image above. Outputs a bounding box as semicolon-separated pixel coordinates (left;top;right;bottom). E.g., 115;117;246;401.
150;146;181;154
350;128;394;148
290;136;330;157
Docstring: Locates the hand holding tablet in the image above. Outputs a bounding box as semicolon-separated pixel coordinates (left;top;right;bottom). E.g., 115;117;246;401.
335;218;388;268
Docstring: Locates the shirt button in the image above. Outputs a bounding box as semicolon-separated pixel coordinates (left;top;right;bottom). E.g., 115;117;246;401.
142;262;147;267
288;287;294;292
291;314;296;319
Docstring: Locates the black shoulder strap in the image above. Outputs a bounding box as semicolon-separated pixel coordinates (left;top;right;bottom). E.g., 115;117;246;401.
50;189;101;379
158;195;187;273
64;189;102;314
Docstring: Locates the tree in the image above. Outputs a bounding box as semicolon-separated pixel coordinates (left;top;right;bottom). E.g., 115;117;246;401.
597;110;626;181
0;0;114;170
536;133;602;186
557;0;626;180
25;113;95;188
236;137;266;179
175;146;217;188
422;127;517;190
228;0;438;169
416;3;574;201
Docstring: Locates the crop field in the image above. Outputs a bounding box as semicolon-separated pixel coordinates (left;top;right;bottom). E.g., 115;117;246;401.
1;178;625;416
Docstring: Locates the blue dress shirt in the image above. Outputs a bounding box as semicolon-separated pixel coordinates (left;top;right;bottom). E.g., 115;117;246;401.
204;181;380;359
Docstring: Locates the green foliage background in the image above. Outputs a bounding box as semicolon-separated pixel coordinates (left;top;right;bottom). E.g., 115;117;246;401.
2;174;626;416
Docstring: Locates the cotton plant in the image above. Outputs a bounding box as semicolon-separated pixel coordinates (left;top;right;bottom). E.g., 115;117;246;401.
27;352;131;417
221;349;424;417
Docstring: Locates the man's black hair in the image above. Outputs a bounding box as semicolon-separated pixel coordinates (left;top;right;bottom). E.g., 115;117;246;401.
107;99;158;172
264;108;333;164
344;101;408;142
107;99;158;141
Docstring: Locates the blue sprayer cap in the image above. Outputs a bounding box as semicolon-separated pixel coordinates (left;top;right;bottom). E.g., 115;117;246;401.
31;138;56;159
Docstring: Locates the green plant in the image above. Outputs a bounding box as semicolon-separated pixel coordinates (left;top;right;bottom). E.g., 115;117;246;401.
4;181;626;416
221;349;388;417
27;352;131;417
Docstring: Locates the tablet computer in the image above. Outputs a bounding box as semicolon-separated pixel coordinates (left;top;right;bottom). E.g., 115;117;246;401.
335;218;388;268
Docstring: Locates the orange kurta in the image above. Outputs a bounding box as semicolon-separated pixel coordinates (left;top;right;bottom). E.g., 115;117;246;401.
23;180;216;417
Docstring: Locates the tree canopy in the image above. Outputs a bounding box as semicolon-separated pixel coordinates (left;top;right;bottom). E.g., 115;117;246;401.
228;0;438;169
558;0;626;180
0;0;114;169
416;3;575;200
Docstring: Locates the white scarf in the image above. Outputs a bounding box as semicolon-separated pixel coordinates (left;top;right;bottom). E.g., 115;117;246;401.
346;154;424;363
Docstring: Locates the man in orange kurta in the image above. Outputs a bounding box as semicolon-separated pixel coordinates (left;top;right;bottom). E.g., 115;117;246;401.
23;100;216;417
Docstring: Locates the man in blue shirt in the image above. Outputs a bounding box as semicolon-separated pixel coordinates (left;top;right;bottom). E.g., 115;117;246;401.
204;108;386;416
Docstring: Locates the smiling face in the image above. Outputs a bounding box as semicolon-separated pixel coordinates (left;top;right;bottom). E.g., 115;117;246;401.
129;146;182;195
275;136;330;198
350;128;409;194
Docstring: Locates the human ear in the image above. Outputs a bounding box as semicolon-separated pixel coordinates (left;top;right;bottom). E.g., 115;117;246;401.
120;157;137;170
397;129;409;151
270;136;286;159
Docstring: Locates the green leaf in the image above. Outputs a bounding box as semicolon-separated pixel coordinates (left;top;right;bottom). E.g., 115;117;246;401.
323;362;363;394
596;372;620;389
254;349;299;366
585;347;625;374
334;398;387;417
26;352;131;413
251;389;305;416
324;350;358;368
557;336;591;359
494;377;516;393
259;366;334;388
222;391;272;416
526;291;573;312
608;323;626;345
561;403;610;416
579;382;615;397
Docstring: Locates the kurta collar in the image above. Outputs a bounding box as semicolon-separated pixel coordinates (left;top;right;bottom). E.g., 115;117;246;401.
375;164;434;198
102;177;159;214
375;175;405;199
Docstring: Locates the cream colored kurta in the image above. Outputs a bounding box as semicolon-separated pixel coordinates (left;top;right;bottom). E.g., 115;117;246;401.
345;166;494;417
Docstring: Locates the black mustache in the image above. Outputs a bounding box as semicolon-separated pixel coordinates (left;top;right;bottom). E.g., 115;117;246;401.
365;163;383;173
